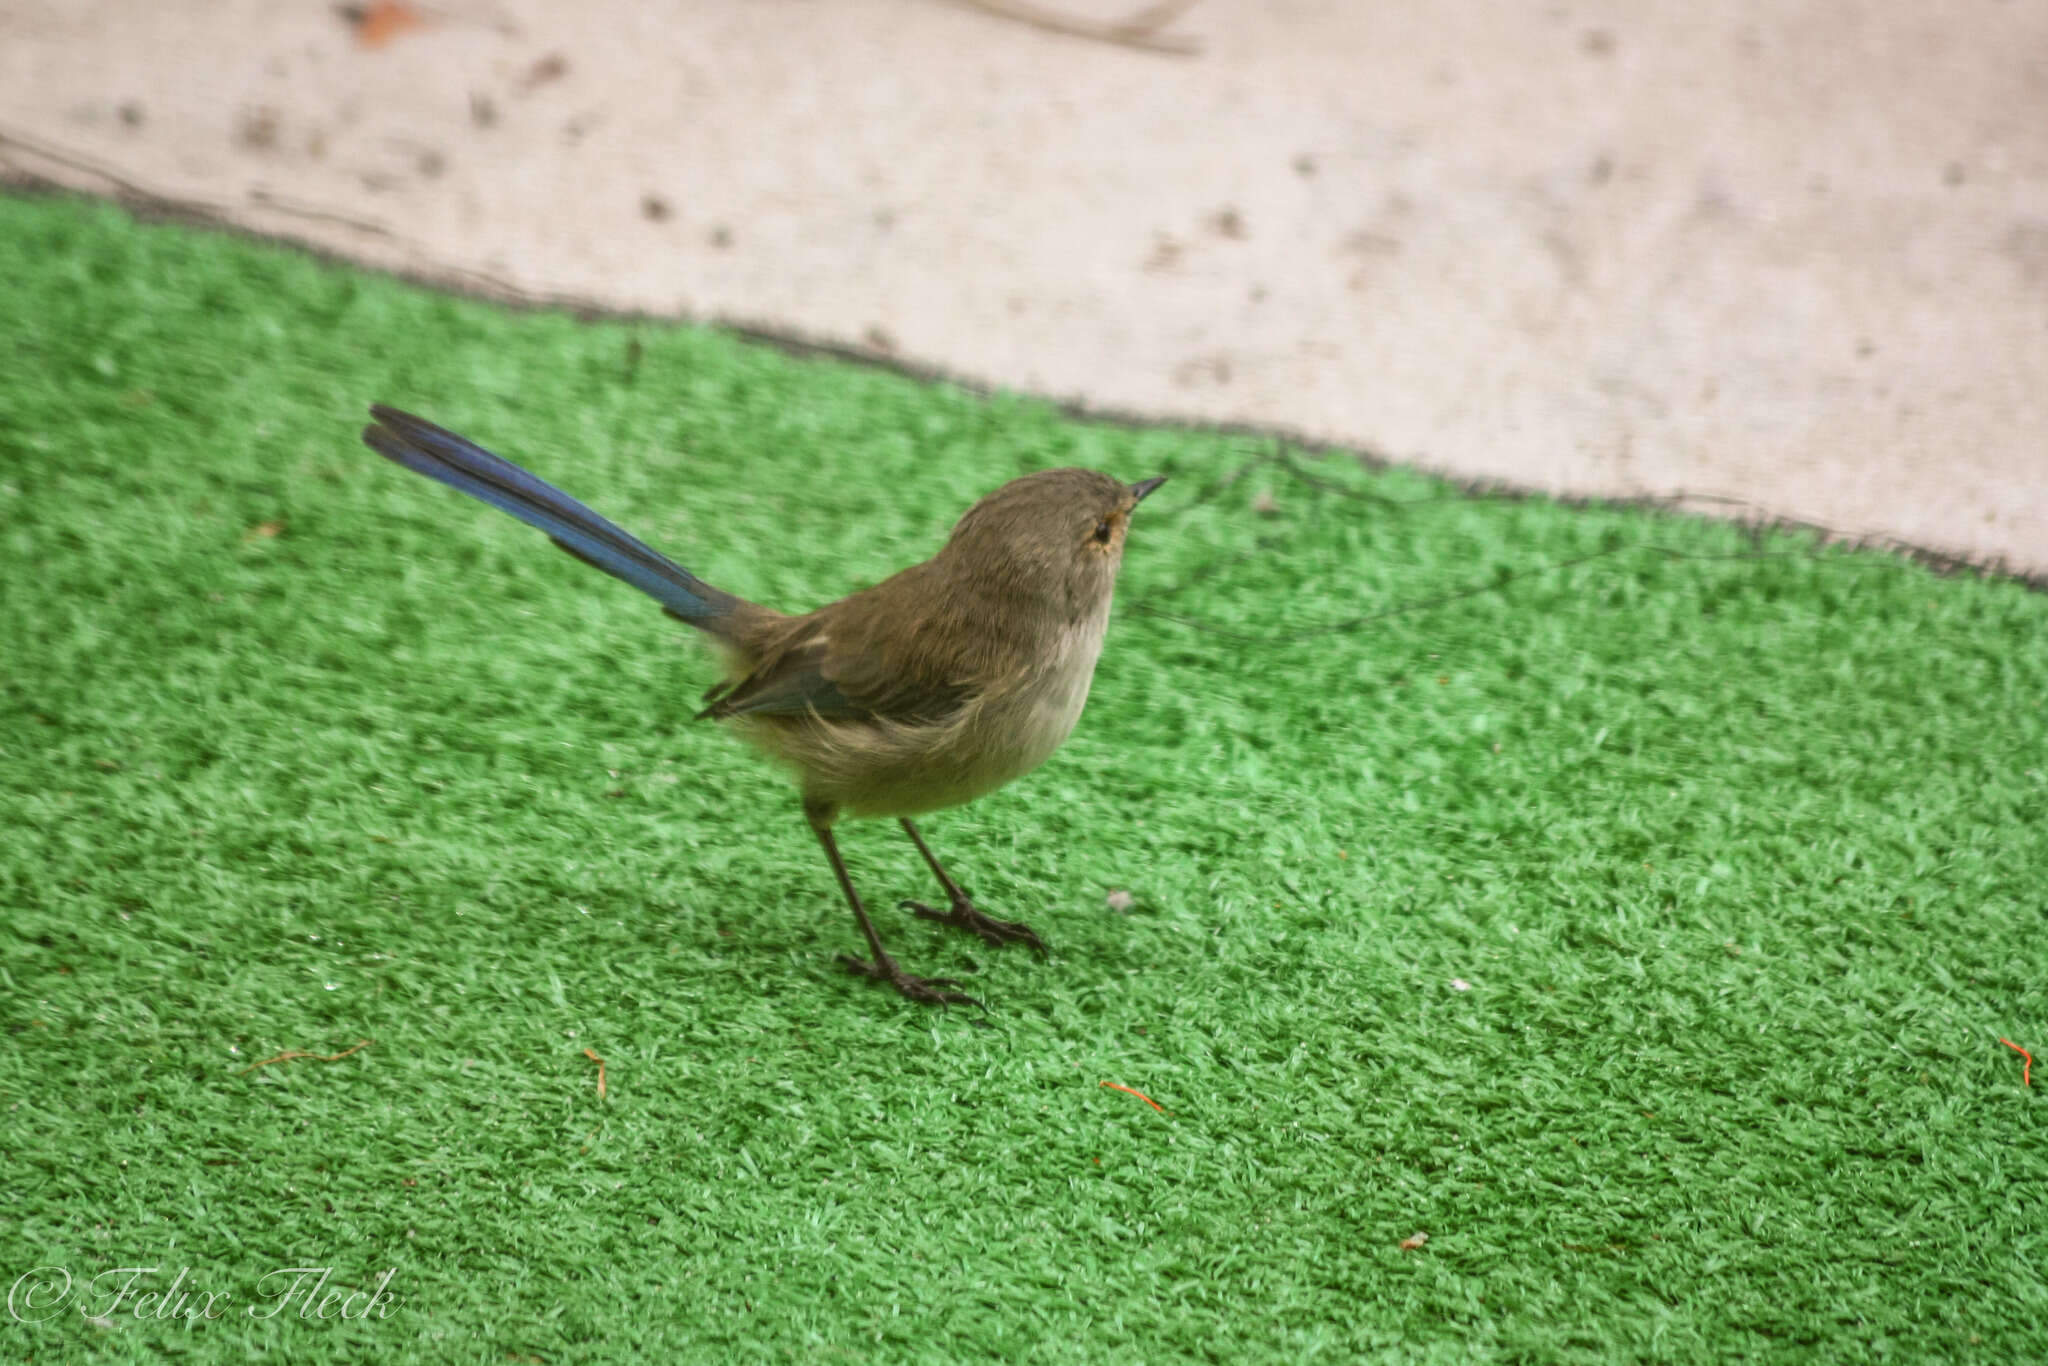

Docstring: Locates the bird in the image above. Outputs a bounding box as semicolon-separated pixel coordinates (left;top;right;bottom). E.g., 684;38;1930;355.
359;404;1165;1008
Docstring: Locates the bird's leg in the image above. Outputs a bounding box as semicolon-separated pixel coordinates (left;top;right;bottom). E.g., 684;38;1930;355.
806;803;982;1009
898;818;1049;955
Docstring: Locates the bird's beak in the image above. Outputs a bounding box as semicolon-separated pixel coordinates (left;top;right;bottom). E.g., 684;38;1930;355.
1128;476;1168;505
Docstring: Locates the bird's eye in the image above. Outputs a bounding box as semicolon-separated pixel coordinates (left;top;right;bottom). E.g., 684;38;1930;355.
1092;520;1114;544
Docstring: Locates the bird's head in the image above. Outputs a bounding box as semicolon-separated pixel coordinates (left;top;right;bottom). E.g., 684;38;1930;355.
941;468;1167;612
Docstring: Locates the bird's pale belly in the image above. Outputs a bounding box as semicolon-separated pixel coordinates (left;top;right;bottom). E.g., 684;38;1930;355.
743;610;1109;820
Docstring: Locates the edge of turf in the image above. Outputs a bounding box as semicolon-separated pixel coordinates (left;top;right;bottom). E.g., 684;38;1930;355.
3;166;2034;595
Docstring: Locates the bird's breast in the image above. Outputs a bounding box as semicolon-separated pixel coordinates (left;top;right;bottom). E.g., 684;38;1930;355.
982;604;1110;776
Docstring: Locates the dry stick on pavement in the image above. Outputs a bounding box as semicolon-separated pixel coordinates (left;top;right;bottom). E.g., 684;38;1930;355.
939;0;1203;55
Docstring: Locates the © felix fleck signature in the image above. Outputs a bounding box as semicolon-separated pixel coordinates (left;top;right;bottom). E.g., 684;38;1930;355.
6;1264;399;1326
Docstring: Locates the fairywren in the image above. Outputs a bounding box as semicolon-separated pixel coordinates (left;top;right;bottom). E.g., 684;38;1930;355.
360;405;1164;1007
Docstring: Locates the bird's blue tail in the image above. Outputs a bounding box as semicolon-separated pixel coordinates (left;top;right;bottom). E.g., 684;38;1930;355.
361;405;743;632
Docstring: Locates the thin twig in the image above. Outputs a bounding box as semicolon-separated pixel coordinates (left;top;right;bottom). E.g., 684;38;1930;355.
1100;1080;1167;1112
583;1048;608;1100
247;188;395;239
939;0;1203;55
0;124;227;222
1132;543;1638;644
0;125;395;241
238;1039;373;1075
2000;1038;2033;1088
1127;445;1977;644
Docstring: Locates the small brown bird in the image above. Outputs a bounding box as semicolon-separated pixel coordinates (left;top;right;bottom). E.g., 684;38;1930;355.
361;405;1164;1007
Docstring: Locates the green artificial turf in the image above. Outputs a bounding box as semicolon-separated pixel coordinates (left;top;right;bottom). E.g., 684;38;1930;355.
2;190;2044;1364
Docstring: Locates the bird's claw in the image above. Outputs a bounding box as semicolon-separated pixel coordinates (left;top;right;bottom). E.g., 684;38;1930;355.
902;899;1049;955
836;953;985;1009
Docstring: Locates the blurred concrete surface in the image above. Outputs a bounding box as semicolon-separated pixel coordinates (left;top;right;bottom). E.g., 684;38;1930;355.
3;0;2044;572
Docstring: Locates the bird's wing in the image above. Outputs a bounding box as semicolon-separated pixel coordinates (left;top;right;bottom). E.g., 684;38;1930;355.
696;638;872;721
699;567;985;724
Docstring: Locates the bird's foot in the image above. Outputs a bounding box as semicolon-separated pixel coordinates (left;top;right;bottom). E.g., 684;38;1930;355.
903;898;1049;955
836;953;984;1009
